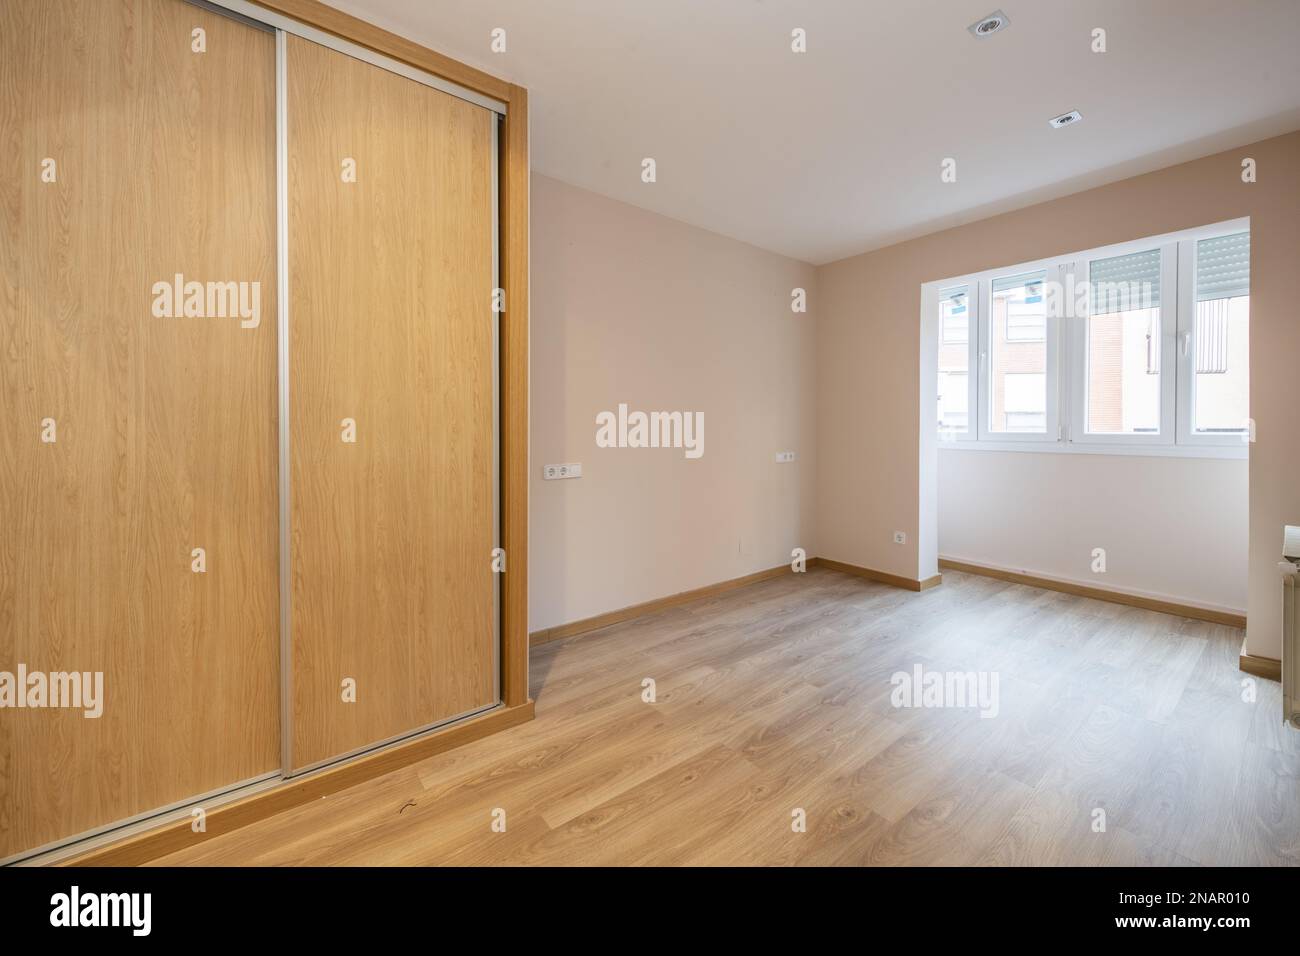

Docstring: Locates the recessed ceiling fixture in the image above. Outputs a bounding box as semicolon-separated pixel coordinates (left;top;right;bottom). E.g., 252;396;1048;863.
968;10;1010;37
1049;110;1083;129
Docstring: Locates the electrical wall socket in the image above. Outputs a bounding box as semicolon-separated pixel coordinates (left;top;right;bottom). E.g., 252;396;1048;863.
775;451;796;463
893;531;906;544
543;463;583;480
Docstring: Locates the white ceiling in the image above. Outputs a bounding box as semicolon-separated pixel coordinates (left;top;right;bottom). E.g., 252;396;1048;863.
325;0;1300;265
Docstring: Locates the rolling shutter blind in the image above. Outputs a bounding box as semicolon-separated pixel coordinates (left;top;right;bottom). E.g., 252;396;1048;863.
1196;232;1250;301
992;271;1045;298
1090;248;1160;314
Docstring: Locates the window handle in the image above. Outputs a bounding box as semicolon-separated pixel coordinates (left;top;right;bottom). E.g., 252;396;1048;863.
1179;331;1191;358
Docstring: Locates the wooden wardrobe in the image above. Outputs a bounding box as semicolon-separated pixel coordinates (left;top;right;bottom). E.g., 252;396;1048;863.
285;34;498;772
0;0;529;863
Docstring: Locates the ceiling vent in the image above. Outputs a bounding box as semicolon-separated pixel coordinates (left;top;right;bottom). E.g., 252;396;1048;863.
1048;110;1083;129
968;10;1010;37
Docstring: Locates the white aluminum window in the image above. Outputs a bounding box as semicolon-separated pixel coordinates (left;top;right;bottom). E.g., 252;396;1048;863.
937;284;979;441
1177;230;1251;446
1067;242;1176;446
932;218;1248;458
979;264;1061;443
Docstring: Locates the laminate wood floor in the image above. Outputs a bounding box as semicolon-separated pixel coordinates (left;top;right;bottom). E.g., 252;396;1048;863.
152;568;1300;866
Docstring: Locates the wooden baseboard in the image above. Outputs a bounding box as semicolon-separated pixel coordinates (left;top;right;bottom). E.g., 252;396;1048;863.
817;557;941;593
58;700;535;867
529;558;944;649
530;562;806;647
938;558;1247;629
1239;651;1282;682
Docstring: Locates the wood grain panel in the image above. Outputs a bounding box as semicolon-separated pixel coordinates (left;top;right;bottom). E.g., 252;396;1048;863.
287;35;497;771
0;0;280;859
499;84;529;706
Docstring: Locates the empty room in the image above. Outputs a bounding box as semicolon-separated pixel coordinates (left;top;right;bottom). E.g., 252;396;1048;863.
3;0;1300;925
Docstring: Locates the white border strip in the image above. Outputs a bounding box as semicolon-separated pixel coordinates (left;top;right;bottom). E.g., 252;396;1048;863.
276;27;294;776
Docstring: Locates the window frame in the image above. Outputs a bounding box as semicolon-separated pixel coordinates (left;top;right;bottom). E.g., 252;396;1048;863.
930;217;1248;460
977;260;1062;444
1064;241;1177;447
936;282;979;443
1175;234;1252;448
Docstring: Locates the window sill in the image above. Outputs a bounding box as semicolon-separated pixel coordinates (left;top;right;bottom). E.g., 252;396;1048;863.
937;439;1248;460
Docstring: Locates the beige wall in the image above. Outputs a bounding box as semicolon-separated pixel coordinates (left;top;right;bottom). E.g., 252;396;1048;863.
529;173;817;632
816;130;1300;659
532;133;1298;658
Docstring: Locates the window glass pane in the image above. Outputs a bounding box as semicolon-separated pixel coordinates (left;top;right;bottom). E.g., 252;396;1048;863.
1006;305;1044;341
1085;249;1161;435
938;372;968;432
938;285;969;433
1193;232;1249;434
989;271;1046;433
941;287;969;345
1004;373;1045;431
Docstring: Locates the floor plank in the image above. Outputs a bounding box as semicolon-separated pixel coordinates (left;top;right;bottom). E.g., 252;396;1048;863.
149;568;1297;866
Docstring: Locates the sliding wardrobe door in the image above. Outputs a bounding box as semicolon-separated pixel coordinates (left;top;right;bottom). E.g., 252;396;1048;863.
0;0;280;858
286;36;498;771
